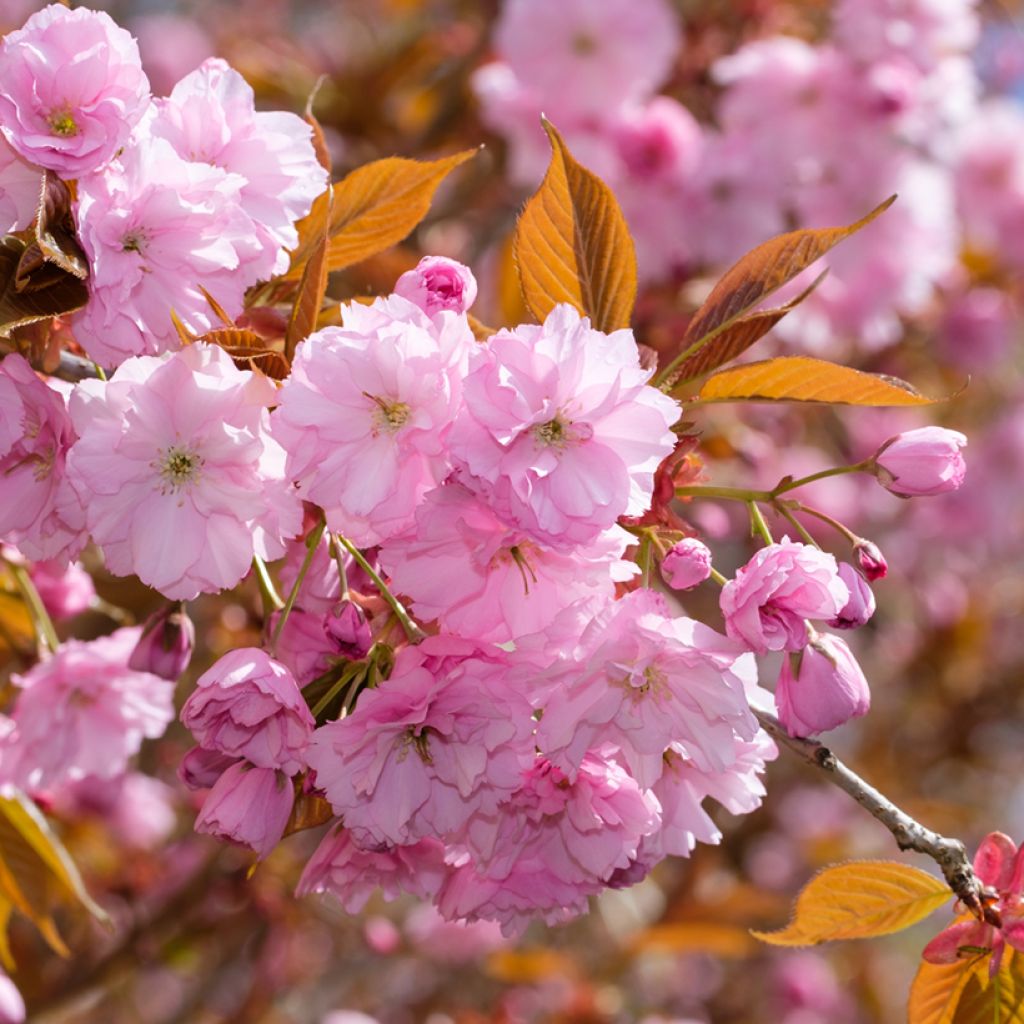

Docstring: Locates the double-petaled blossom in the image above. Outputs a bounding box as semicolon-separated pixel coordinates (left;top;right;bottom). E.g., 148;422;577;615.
873;426;968;497
720;539;850;653
181;648;315;775
0;354;86;564
394;256;478;317
271;296;475;546
66;343;301;600
661;537;713;590
307;637;535;853
0;4;150;178
450;304;680;549
3;628;174;791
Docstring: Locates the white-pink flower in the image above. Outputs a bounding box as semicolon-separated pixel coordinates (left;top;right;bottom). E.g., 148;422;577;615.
0;354;86;564
151;58;327;283
0;4;150;178
307;637;534;853
4;628;174;792
66;343;301;600
73;136;253;367
379;482;634;643
0;137;41;234
450;304;681;549
271;296;475;546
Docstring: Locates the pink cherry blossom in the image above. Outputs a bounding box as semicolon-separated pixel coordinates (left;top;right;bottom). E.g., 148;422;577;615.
277;529;373;617
0;969;22;1024
151;58;327;282
4;628;174;792
0;138;40;234
0;354;87;564
28;559;95;620
720;540;850;654
178;747;238;791
450;304;681;549
66;343;301;600
661;537;713;590
394;256;478;317
128;603;195;680
181;648;315;776
73;136;253;366
532;590;759;789
271;296;475;546
296;827;449;912
874;426;968;497
379;482;634;643
195;762;294;860
827;564;876;630
307;638;534;852
0;4;150;177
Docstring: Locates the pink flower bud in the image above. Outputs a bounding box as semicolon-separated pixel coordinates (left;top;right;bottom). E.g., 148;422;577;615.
326;600;372;659
873;426;967;498
775;632;871;737
660;537;712;590
178;746;238;791
827;564;876;630
394;255;478;316
195;762;294;860
180;648;315;775
129;603;195;680
853;538;888;581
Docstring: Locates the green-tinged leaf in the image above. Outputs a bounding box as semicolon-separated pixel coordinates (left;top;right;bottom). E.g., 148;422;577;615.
287;149;477;278
697;356;945;406
909;958;986;1024
0;236;88;336
285;190;331;361
657;197;894;387
752;861;950;946
669;271;826;387
514;118;636;332
951;952;1024;1024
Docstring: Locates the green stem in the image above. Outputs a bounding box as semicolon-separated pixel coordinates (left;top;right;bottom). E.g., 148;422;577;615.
638;534;653;588
311;662;365;719
708;567;728;587
771;461;870;497
334;534;424;643
9;563;59;654
676;484;772;502
251;556;284;615
329;533;350;597
787;502;859;544
271;520;325;655
747;501;774;546
772;503;820;548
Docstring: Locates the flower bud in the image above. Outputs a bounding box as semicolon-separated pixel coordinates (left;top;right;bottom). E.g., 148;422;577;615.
326;600;372;659
660;537;712;590
178;746;238;790
827;564;876;630
128;602;194;680
775;632;870;738
853;538;888;581
394;256;477;316
873;426;967;498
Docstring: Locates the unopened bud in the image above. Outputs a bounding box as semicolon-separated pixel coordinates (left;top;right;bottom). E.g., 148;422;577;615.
660;537;712;590
129;602;195;680
853;539;888;581
325;600;372;660
873;426;967;498
394;256;477;316
827;563;876;630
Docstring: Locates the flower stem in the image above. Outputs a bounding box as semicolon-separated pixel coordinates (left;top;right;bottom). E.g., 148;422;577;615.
9;562;59;654
708;567;728;587
311;662;365;719
747;501;774;546
334;534;424;643
676;484;771;502
771;461;870;496
251;555;284;616
772;502;820;548
271;520;326;656
785;501;860;544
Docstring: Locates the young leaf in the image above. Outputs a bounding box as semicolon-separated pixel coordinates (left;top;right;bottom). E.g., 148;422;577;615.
751;861;950;946
513;117;637;333
952;956;1024;1024
0;236;88;337
909;958;986;1024
285;190;331;362
696;356;945;406
287;149;477;278
656;196;894;387
668;271;826;388
197;328;291;380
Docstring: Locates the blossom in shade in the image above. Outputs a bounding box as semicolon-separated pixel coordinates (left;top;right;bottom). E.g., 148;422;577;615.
775;632;871;738
661;537;713;590
296;827;448;912
0;4;150;177
827;564;876;629
27;559;94;620
4;628;174;791
307;637;534;852
73;137;254;366
720;540;849;653
0;354;86;564
394;256;478;317
129;603;195;680
277;527;374;617
181;648;315;776
379;482;633;643
873;426;968;497
0;138;40;234
532;590;759;788
195;762;294;860
178;746;238;791
450;304;681;549
66;344;301;600
271;296;475;546
151;58;327;282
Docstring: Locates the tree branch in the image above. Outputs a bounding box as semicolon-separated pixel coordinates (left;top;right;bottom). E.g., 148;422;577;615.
754;708;996;924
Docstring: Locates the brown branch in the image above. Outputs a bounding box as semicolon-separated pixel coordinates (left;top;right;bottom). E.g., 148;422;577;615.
754;708;996;924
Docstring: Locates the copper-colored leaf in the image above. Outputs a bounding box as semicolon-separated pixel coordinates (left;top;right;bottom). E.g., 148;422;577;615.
284;792;334;838
486;948;576;984
304;77;332;174
697;356;945;406
752;861;950;946
168;308;197;347
909;958;985;1024
0;236;88;337
34;171;87;280
198;285;236;328
467;313;496;341
657;197;894;387
285;190;331;361
669;271;826;388
201;328;291;380
287;149;477;278
513;118;636;332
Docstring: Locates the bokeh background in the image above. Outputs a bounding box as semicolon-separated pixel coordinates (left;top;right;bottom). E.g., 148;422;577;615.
4;0;1024;1021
